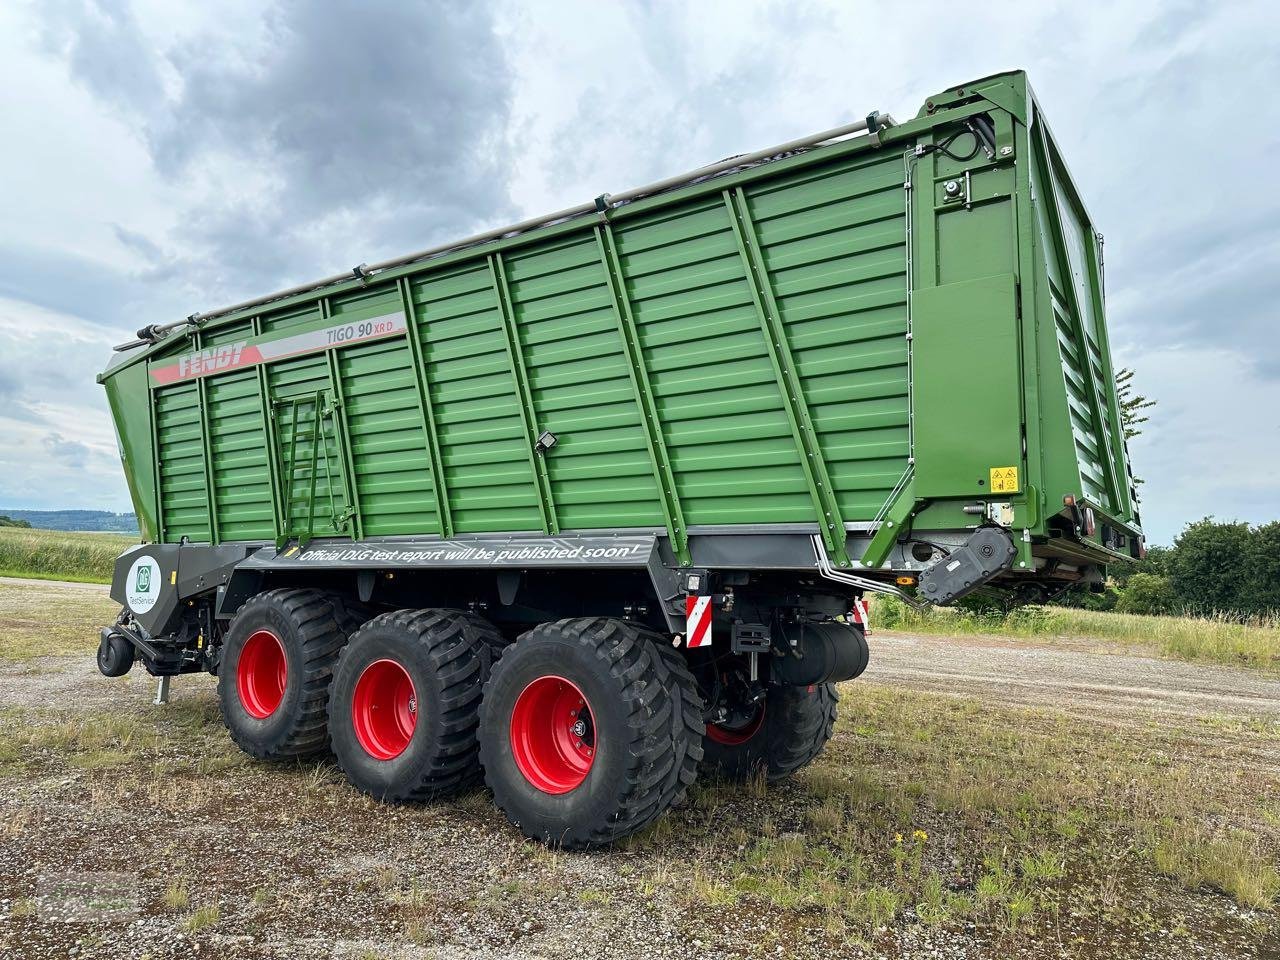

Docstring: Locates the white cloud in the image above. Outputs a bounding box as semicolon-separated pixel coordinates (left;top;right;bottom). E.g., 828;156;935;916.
1;0;1277;542
1120;345;1280;543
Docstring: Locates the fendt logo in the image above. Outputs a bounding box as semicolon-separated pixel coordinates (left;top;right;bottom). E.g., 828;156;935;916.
176;342;247;378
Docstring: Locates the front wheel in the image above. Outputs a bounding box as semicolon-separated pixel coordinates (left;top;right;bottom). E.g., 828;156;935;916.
217;589;347;761
701;682;839;782
479;618;704;849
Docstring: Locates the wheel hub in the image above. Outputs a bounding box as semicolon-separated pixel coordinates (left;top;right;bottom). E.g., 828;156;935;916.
237;629;287;719
510;676;596;794
352;658;418;761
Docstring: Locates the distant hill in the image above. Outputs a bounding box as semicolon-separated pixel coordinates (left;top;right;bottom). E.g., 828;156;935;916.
0;509;139;533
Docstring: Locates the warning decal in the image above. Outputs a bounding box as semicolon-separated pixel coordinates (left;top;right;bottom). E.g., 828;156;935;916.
686;595;712;649
989;466;1020;493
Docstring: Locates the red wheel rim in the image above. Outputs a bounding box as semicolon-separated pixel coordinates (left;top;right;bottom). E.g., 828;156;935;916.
352;659;418;760
707;706;764;746
237;629;287;719
510;675;596;794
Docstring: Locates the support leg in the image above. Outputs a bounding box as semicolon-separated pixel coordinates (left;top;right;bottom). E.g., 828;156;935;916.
153;675;171;706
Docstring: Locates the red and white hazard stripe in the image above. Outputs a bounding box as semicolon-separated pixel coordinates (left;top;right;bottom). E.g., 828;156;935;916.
849;597;872;636
685;595;713;648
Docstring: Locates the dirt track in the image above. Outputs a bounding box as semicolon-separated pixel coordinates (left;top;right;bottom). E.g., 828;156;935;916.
865;631;1280;723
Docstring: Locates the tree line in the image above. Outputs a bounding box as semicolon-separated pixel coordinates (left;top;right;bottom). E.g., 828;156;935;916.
1069;518;1280;620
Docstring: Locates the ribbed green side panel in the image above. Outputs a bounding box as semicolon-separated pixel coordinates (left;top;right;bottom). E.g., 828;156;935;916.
205;370;274;541
261;302;322;335
409;265;543;532
337;338;438;536
267;356;348;536
202;319;254;347
1031;148;1116;512
503;235;664;529
743;151;910;520
614;197;811;524
155;382;211;541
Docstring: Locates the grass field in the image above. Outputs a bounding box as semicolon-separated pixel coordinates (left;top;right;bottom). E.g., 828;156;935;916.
0;527;135;583
873;596;1280;672
1;584;1277;957
0;582;119;660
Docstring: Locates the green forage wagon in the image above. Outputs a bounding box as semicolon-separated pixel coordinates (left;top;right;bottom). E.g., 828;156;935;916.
96;71;1141;847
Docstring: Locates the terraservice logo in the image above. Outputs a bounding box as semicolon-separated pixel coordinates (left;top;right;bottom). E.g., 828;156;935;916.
125;556;163;614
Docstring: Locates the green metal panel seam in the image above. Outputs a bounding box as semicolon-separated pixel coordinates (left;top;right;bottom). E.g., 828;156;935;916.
724;187;850;567
252;315;288;541
488;253;558;535
593;223;690;565
861;149;923;570
304;394;320;545
1030;126;1120;512
276;400;302;549
190;355;218;547
1011;121;1046;529
149;378;164;542
321;298;363;540
396;276;453;537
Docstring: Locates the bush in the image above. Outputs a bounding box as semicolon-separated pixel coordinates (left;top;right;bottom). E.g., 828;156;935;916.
1168;519;1253;617
1057;584;1120;612
1113;573;1175;616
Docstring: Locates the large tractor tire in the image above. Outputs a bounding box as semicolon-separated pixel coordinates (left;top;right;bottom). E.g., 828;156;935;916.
328;609;499;802
479;618;704;849
701;682;838;782
218;589;348;761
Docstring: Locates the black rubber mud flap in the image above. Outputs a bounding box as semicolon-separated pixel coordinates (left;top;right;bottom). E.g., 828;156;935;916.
918;526;1017;605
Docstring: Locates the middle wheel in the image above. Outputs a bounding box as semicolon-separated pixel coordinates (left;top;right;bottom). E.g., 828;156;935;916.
480;617;704;849
328;609;499;802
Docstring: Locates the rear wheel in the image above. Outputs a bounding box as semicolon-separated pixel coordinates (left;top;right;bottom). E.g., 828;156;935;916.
217;589;347;760
328;609;498;802
702;682;839;782
479;618;703;849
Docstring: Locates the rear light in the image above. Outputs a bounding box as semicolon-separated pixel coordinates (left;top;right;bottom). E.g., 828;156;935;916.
1082;507;1096;537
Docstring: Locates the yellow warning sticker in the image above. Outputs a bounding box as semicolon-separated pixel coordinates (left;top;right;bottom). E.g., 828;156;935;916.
989;466;1020;493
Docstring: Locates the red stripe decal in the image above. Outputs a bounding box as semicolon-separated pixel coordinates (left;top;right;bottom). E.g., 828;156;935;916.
686;595;712;648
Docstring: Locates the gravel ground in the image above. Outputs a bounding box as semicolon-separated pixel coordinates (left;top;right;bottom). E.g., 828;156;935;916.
865;630;1280;722
1;582;1277;959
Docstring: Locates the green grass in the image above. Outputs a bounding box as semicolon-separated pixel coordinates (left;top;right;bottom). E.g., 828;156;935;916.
873;596;1280;671
643;683;1280;943
183;903;219;932
0;527;135;584
0;582;118;660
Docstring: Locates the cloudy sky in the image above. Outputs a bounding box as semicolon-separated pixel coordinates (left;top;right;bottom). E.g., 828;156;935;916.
1;0;1277;544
